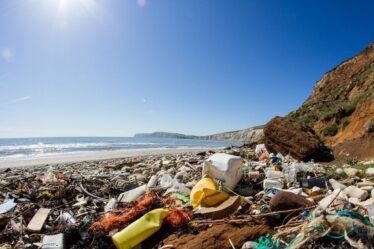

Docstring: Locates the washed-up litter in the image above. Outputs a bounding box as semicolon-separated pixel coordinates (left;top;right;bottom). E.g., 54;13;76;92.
111;208;169;249
1;146;374;249
27;208;51;233
195;196;241;219
0;198;16;214
202;153;243;190
41;233;65;249
190;177;228;208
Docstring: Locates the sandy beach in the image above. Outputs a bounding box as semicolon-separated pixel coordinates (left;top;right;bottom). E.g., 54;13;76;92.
0;147;219;169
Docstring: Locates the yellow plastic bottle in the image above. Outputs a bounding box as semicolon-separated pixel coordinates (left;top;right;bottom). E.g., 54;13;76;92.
112;208;169;249
190;177;228;208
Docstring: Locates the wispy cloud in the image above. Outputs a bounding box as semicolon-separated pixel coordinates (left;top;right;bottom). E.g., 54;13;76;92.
12;96;31;103
1;48;14;63
137;0;146;7
142;98;147;103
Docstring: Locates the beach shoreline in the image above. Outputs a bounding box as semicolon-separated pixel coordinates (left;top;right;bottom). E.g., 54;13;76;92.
0;147;220;169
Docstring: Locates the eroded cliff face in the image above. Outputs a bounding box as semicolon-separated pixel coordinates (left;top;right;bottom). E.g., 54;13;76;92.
200;126;264;143
264;42;374;161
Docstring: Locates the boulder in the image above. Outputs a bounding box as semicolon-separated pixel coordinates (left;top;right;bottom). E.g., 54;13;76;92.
270;191;313;212
262;116;333;161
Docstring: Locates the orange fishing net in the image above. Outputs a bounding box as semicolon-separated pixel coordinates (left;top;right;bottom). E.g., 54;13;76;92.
89;193;155;232
164;206;190;227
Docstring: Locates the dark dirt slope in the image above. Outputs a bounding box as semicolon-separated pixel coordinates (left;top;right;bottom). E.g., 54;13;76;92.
263;41;374;161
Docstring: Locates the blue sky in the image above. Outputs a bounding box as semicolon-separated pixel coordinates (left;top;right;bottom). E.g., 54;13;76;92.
0;0;373;138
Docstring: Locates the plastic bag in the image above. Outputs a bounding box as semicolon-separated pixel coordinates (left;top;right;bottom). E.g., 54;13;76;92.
44;165;57;184
255;144;268;156
164;179;191;196
159;174;173;189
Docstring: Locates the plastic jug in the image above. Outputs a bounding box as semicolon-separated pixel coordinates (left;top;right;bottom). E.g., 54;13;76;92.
190;177;228;208
112;208;169;249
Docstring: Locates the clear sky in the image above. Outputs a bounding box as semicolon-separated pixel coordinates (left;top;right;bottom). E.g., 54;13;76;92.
0;0;373;138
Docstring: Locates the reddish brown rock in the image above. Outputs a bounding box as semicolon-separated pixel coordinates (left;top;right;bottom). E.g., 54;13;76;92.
270;191;313;212
262;116;333;161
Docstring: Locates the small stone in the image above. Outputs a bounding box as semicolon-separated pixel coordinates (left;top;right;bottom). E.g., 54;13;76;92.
329;179;347;190
188;158;199;164
178;165;192;172
359;198;374;208
133;168;143;174
121;166;132;172
130;174;147;183
167;168;176;175
241;241;258;249
344;168;360;177
0;244;12;249
185;180;197;188
270;191;313;212
357;181;374;187
335;168;344;175
366;168;374;176
348;197;360;205
174;171;187;181
343;186;368;201
360;186;374;191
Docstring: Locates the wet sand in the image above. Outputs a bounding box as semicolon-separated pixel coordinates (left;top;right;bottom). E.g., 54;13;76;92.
0;147;218;169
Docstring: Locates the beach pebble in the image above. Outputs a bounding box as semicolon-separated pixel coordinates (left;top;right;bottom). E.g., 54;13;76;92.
185;180;197;188
174;171;187;181
336;168;344;175
132;168;143;174
359;198;374;208
348;197;360;205
357;181;374;187
366;168;374;176
344;168;360;177
130;174;147;183
343;186;368;201
121;166;132;172
360;186;374;191
179;165;192;172
329;179;347;190
241;241;258;249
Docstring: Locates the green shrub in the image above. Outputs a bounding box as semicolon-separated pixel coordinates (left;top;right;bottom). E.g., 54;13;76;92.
345;158;358;166
339;117;349;129
342;101;357;114
321;110;335;121
322;124;338;136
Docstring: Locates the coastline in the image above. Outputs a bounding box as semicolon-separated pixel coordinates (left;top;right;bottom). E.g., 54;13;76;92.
0;147;220;169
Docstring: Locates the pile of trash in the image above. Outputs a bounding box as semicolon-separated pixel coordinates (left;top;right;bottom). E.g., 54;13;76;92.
1;145;374;249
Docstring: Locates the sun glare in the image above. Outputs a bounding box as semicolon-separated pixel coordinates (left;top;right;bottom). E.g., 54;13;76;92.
55;0;100;28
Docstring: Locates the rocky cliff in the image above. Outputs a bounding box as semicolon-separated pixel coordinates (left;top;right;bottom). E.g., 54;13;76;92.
200;126;264;143
263;41;374;161
134;126;264;144
134;132;198;139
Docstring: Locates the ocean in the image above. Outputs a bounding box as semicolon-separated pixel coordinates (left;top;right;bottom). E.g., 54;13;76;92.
0;137;243;161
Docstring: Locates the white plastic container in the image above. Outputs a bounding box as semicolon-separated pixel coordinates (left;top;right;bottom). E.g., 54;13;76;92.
263;179;283;190
117;185;147;203
202;153;243;191
265;170;284;179
42;233;64;249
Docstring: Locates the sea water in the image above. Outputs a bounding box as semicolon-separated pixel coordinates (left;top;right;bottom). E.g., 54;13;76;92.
0;137;242;161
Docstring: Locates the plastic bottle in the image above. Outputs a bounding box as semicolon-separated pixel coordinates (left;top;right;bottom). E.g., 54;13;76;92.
112;208;169;249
